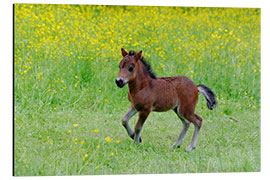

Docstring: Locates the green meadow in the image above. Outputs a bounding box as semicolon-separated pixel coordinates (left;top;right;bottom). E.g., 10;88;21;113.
14;4;260;175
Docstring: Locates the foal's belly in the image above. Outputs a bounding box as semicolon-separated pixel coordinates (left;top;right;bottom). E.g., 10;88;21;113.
152;101;178;112
152;91;178;112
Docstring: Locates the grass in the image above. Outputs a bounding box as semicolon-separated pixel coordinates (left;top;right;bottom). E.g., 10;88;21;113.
15;104;260;175
14;4;260;176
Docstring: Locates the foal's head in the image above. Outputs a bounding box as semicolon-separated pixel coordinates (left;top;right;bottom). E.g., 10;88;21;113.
115;48;142;88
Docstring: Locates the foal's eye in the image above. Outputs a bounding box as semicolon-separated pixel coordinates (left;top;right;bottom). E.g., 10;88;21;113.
128;65;134;72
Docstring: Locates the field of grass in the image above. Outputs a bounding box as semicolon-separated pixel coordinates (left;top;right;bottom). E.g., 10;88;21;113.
14;4;260;176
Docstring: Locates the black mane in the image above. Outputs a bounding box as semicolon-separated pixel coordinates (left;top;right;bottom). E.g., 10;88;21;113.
128;50;157;79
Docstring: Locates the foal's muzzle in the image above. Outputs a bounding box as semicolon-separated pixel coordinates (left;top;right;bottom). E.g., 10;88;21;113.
115;79;125;88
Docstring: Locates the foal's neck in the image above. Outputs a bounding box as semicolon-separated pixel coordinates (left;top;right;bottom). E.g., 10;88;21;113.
128;60;152;94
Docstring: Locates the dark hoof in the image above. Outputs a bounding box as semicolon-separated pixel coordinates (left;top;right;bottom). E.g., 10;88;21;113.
130;134;142;142
170;144;181;149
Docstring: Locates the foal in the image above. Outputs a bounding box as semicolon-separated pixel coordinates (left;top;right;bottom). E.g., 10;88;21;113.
115;48;217;152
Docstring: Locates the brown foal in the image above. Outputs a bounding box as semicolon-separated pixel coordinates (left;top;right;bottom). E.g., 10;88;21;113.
115;48;217;152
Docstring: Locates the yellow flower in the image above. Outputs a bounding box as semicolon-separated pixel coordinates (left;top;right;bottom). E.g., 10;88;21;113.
252;105;256;109
49;140;53;145
80;141;85;144
81;148;85;151
75;75;78;79
105;136;112;143
73;123;78;127
93;129;99;133
68;129;72;133
110;152;115;156
96;145;100;149
84;154;88;158
66;139;69;143
95;166;99;169
116;140;120;144
74;149;78;152
250;96;254;99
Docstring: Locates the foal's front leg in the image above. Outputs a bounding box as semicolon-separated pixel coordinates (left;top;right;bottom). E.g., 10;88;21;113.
134;110;150;143
122;106;137;139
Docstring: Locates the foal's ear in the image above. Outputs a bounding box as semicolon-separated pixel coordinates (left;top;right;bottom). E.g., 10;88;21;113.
134;50;142;61
121;48;128;57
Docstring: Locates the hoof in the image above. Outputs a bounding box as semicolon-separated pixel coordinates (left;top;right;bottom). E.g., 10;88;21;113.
131;134;142;142
134;138;142;143
170;144;180;149
186;146;195;152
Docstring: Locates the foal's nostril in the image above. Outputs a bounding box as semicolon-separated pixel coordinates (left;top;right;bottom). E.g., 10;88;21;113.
116;79;122;85
115;79;124;88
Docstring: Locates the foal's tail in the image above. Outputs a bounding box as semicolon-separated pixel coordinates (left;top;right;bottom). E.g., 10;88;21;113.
197;84;217;110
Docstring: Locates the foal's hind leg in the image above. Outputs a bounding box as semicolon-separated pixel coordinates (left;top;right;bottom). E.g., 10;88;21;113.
186;114;202;152
170;119;190;149
122;106;137;139
170;108;191;149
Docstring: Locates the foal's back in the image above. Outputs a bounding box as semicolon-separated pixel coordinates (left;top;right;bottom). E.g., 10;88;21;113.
151;76;198;112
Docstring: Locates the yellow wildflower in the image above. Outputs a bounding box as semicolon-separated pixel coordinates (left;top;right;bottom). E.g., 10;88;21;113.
105;136;112;143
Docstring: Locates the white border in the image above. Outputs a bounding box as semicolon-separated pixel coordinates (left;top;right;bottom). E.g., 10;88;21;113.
5;0;265;7
1;0;269;180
